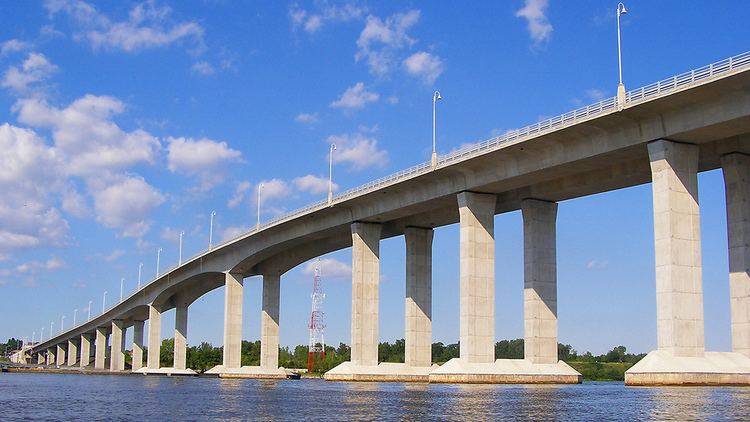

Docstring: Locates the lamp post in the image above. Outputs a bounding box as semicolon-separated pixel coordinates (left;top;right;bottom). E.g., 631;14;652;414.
32;332;35;345
156;248;163;277
50;321;53;338
256;183;264;230
102;291;107;314
328;144;337;205
120;277;125;302
138;262;143;289
87;300;92;321
616;2;628;107
209;211;217;250
73;309;77;327
60;315;65;333
179;230;185;265
40;327;44;342
432;90;442;168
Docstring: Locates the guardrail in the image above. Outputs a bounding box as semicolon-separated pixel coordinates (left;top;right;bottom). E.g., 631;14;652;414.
35;50;750;349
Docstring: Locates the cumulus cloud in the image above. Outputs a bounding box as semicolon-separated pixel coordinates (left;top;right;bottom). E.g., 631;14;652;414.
515;0;553;45
587;259;609;269
330;82;379;109
16;257;65;273
293;174;337;195
258;179;292;204
46;0;205;53
356;10;420;76
327;133;388;170
222;225;249;242
227;180;252;208
295;112;319;124
302;257;351;280
289;2;365;34
585;88;606;102
191;61;215;76
0;39;33;55
91;175;165;237
1;52;58;94
166;136;242;190
403;51;444;85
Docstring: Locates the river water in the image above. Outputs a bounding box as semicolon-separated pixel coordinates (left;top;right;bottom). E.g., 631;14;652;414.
2;373;749;421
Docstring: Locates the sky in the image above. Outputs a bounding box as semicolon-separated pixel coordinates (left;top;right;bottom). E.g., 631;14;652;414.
1;0;749;356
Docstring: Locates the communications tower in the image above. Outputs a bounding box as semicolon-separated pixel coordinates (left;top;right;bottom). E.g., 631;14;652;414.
307;262;326;371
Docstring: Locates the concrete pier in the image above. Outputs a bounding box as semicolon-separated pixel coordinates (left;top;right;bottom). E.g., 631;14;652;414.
37;353;44;365
67;339;78;367
174;303;188;370
132;321;144;371
722;153;750;358
94;328;107;370
46;349;54;366
223;272;243;369
80;334;91;368
56;344;65;367
261;273;280;369
110;320;125;371
147;305;161;370
405;227;433;368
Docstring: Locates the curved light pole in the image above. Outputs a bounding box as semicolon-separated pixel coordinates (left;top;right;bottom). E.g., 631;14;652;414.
616;2;628;107
156;248;163;277
40;327;44;342
432;90;442;168
60;315;65;333
138;262;143;289
179;230;185;265
102;291;107;314
257;183;264;230
328;144;337;206
120;277;125;302
209;211;217;250
87;300;92;321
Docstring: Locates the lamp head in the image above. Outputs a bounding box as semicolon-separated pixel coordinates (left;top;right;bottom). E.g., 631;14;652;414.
331;143;337;151
618;3;627;15
434;91;442;101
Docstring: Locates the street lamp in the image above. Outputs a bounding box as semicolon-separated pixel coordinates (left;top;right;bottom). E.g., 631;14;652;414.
32;331;35;345
120;277;125;302
328;144;337;206
179;230;185;265
138;262;143;289
87;300;92;321
616;2;628;107
432;90;442;168
102;291;107;314
60;315;65;333
156;248;163;277
256;184;264;230
40;327;44;342
50;321;54;338
209;211;217;250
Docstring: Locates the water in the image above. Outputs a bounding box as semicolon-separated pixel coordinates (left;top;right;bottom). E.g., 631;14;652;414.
2;373;749;421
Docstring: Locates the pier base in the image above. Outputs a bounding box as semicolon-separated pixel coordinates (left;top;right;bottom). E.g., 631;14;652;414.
324;362;437;382
428;358;582;384
625;350;750;386
134;367;197;376
205;365;287;379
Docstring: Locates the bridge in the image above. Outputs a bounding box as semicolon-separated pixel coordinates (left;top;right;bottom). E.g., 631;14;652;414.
23;50;750;385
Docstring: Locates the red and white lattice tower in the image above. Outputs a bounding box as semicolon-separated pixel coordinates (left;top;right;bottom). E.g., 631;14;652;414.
307;262;326;371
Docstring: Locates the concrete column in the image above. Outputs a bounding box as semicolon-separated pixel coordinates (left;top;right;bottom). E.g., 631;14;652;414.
223;272;244;369
261;273;281;369
174;303;188;370
458;192;496;363
350;222;382;366
80;334;91;368
46;348;54;366
404;227;433;367
95;327;107;369
147;305;161;369
648;140;704;357
56;344;65;367
37;353;44;365
132;320;145;371
110;320;125;371
721;153;750;357
67;339;78;366
522;199;559;364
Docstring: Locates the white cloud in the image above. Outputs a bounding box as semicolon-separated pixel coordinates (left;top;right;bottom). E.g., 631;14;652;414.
386;96;399;104
191;61;215;76
16;257;65;273
403;51;444;85
92;176;165;237
1;52;58;94
258;179;292;203
295;112;319;123
14;95;161;177
46;0;205;53
293;174;337;195
587;259;609;269
103;249;125;262
61;186;90;218
0;39;33;55
160;226;183;242
330;82;379;109
289;3;365;34
515;0;553;44
327;133;388;170
166;137;242;190
302;257;351;280
356;10;420;76
227;180;252;208
222;225;249;242
585;88;606;102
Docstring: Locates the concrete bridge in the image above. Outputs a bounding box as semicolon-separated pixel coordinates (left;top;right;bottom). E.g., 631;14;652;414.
26;51;750;385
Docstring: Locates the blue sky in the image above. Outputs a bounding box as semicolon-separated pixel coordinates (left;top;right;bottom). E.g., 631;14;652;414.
1;1;748;356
